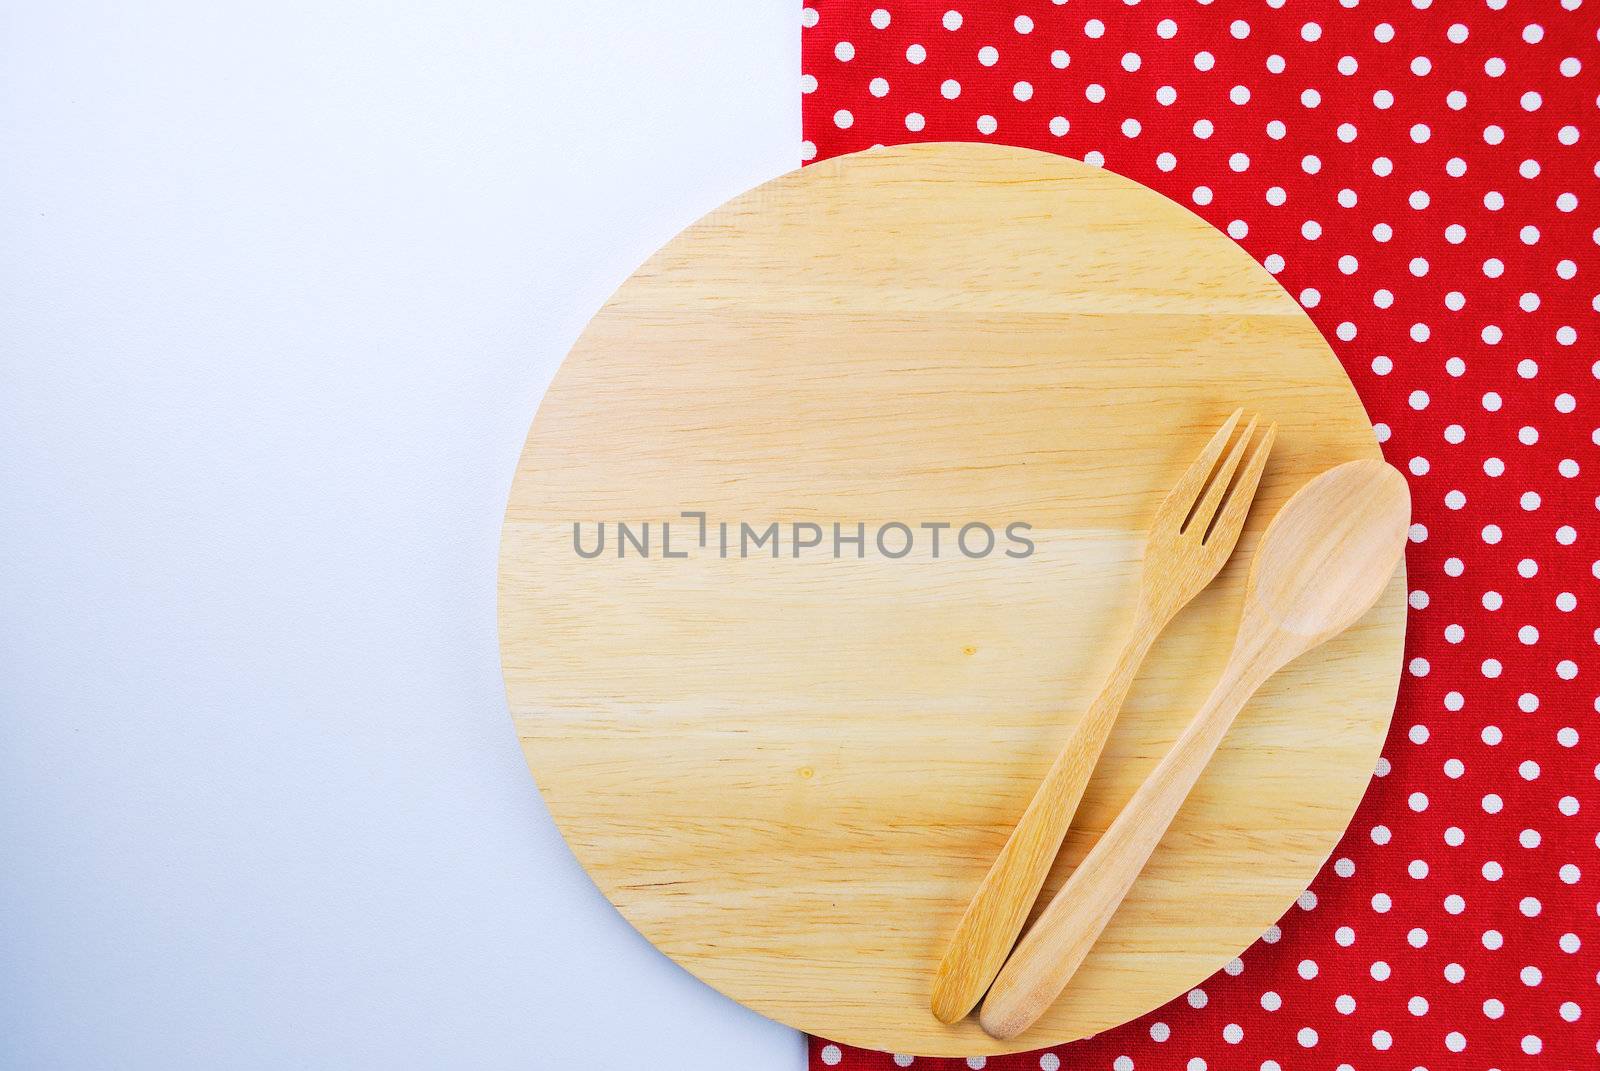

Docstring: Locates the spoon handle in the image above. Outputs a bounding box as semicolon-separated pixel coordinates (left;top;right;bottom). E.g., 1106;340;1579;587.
931;617;1160;1023
978;654;1270;1041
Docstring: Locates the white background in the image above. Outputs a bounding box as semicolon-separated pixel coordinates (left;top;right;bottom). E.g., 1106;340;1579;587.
1;3;803;1067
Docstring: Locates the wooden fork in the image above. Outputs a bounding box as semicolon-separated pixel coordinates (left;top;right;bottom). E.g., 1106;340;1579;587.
931;409;1277;1024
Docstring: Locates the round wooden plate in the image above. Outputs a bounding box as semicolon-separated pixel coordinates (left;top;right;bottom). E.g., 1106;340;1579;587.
499;143;1404;1056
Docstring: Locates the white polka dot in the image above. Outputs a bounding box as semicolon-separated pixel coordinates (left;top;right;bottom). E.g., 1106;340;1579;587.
821;1044;843;1065
941;10;962;31
834;41;855;62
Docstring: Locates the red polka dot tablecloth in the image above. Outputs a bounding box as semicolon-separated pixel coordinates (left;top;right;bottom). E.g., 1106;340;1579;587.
800;2;1597;1068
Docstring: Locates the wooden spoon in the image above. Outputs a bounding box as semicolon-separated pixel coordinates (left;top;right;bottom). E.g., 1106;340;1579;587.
932;410;1276;1024
979;458;1410;1041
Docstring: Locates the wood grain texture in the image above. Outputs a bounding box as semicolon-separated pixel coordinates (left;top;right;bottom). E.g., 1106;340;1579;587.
498;143;1406;1057
980;460;1411;1041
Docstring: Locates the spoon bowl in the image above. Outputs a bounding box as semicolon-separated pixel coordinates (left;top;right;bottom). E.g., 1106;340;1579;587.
1243;458;1411;651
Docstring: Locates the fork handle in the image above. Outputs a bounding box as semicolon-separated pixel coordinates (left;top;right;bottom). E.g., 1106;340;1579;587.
977;656;1269;1040
930;613;1161;1023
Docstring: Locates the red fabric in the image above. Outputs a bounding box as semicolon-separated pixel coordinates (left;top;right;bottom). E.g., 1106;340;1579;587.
802;2;1597;1068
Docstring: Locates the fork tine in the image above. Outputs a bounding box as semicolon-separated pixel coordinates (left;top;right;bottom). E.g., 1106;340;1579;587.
1186;414;1259;536
1162;408;1243;525
1203;421;1277;546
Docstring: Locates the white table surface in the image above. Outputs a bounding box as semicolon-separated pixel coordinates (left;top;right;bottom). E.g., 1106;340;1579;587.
0;3;804;1067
